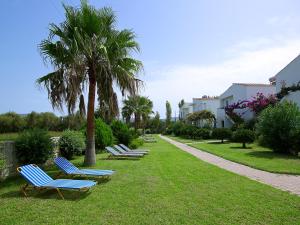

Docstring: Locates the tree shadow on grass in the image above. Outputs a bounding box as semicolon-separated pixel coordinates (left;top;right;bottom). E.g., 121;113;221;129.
0;188;92;201
230;146;253;150
245;151;298;160
103;157;140;161
204;141;230;145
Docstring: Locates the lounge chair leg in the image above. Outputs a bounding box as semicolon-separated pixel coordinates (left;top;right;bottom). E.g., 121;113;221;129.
21;184;28;197
56;188;65;200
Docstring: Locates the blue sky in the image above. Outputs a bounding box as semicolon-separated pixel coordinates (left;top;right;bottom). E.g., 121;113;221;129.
1;0;300;117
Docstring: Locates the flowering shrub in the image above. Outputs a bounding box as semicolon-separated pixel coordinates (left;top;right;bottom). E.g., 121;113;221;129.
224;100;248;124
247;93;277;115
225;93;278;124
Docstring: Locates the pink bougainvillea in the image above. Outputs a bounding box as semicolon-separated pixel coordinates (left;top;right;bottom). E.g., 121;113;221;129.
246;92;277;115
224;93;278;124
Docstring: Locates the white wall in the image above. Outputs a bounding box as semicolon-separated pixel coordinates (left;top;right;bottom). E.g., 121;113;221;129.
274;55;300;107
179;103;193;119
193;98;220;116
217;84;275;127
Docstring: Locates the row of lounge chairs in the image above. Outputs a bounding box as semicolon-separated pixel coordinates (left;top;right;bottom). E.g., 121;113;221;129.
17;144;149;199
105;144;149;158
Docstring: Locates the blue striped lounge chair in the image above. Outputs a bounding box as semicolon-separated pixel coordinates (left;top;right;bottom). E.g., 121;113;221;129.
113;145;148;155
17;164;97;199
54;157;114;178
105;146;144;158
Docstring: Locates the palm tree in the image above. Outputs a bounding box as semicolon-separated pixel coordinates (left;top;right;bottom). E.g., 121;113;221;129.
122;96;153;130
37;1;142;166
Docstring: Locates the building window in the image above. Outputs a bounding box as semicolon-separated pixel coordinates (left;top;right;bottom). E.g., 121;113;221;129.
221;120;224;128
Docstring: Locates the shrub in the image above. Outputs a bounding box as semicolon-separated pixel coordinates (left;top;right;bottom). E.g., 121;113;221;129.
256;101;300;154
15;129;53;164
129;138;144;149
111;120;132;146
212;128;232;143
95;118;113;150
195;128;211;139
172;122;185;136
0;112;26;133
232;129;255;148
58;130;86;159
291;130;300;155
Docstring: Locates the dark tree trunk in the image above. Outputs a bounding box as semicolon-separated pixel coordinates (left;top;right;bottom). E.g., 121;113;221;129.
134;113;139;130
242;142;246;148
84;68;96;166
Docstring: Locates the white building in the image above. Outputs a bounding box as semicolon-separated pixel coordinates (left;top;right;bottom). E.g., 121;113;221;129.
269;54;300;107
179;102;193;120
217;83;276;128
193;96;219;116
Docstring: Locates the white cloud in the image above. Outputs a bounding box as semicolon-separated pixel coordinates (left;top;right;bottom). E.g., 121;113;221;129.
141;37;300;118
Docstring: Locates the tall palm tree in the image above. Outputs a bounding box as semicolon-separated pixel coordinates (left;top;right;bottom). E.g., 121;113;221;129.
37;1;142;166
122;96;153;130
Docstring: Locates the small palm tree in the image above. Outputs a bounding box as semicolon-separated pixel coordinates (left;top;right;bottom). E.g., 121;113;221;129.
37;1;142;166
122;96;153;130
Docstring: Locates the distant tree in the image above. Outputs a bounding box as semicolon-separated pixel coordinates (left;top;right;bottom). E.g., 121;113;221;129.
166;101;172;127
122;96;153;130
178;99;185;108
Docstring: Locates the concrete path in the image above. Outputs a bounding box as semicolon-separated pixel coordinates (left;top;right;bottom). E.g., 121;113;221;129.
160;135;300;196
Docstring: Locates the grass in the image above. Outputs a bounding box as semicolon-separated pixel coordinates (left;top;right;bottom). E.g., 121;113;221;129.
165;135;217;144
0;137;299;225
190;142;300;174
0;131;62;142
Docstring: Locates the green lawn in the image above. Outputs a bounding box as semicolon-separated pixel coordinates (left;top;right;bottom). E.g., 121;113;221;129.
190;142;300;174
0;131;62;142
0;137;299;225
165;135;216;144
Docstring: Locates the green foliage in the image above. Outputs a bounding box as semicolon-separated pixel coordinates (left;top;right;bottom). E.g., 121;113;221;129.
95;118;113;150
171;122;185;136
26;112;60;130
195;128;211;139
212;128;232;143
186;110;216;127
122;96;153;130
256;101;300;154
129;138;144;149
146;112;165;134
0;111;85;133
110;120;132;145
58;130;86;159
232;129;255;148
166;101;172;127
0;112;26;133
15;129;53;164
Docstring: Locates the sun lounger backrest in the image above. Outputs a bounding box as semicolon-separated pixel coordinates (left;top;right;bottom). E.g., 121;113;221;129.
105;146;121;155
119;144;131;151
114;145;126;153
17;164;53;187
54;157;80;174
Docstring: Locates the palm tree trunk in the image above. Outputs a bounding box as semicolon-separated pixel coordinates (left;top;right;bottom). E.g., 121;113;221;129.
84;68;96;166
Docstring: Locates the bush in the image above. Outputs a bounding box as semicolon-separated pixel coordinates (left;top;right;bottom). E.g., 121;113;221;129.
0;112;26;133
195;128;211;139
15;129;53;164
95;118;113;150
129;138;144;149
111;120;132;146
172;122;185;136
232;129;255;148
212;128;232;143
256;101;300;154
291;130;300;155
58;130;86;159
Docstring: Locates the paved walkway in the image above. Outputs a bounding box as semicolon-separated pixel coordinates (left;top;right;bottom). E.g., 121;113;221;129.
160;135;300;196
